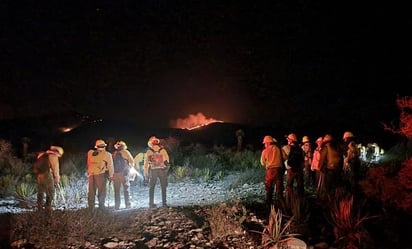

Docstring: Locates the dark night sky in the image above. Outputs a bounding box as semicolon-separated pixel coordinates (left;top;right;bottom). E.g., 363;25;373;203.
1;1;411;133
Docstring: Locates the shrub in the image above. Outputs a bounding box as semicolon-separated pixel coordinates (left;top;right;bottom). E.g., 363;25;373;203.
360;158;412;214
0;139;30;178
0;174;19;197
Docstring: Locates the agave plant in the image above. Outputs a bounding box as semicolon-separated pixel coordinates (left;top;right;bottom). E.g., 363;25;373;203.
327;191;377;249
14;182;37;208
260;205;299;248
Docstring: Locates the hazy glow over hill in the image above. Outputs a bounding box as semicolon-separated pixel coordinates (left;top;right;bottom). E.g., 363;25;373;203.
170;112;223;130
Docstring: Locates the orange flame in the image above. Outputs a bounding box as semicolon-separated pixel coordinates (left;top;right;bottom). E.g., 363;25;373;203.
170;112;223;130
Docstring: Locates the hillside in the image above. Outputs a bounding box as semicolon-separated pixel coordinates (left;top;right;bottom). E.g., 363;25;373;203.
0;111;402;156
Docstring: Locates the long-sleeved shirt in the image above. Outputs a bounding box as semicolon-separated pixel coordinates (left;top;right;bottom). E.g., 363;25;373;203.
311;146;322;171
87;149;114;177
48;153;60;178
260;144;283;169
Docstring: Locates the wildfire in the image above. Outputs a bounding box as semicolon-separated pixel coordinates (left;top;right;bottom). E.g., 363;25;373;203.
170;112;223;130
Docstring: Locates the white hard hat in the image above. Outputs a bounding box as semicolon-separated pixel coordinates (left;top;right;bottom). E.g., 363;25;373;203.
114;140;127;150
95;139;107;149
147;136;160;148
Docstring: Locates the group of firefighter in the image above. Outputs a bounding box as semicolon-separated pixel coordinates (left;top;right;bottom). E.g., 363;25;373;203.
36;130;361;212
35;135;170;212
260;131;361;206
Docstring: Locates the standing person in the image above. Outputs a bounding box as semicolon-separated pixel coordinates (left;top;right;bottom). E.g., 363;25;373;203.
34;145;63;211
112;140;135;210
283;133;305;203
87;139;114;211
318;134;343;198
260;135;284;206
310;137;324;193
144;136;171;208
301;136;314;188
133;151;146;183
342;131;361;194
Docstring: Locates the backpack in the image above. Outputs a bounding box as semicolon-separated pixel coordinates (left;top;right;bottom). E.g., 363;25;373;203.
287;145;304;172
113;151;128;173
33;153;51;174
149;148;164;169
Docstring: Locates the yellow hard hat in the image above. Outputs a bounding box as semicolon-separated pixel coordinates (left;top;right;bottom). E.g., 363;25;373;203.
50;146;64;156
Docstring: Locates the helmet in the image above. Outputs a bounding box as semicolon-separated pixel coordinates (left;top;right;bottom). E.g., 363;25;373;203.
286;133;297;142
114;141;127;150
343;131;354;140
95;139;107;149
262;135;274;144
323;134;333;143
147;136;160;148
302;136;310;144
49;146;64;157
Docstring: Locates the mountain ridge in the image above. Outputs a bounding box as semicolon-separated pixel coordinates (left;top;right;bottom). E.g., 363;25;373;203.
0;112;401;156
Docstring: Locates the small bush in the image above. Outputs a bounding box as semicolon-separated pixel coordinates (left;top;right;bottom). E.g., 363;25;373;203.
326;191;376;249
0;174;19;197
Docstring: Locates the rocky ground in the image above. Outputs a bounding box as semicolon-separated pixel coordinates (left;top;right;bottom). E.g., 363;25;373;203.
0;176;404;249
1;177;273;249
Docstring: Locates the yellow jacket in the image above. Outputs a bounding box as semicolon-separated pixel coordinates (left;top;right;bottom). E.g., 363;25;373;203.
87;149;114;177
260;144;283;168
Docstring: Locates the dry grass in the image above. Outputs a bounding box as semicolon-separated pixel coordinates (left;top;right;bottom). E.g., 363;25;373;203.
10;209;117;248
205;202;247;240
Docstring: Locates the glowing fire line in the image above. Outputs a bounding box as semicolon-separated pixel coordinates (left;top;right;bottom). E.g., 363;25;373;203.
170;112;223;130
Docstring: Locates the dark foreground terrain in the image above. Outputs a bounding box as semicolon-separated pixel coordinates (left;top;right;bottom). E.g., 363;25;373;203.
1;190;412;249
